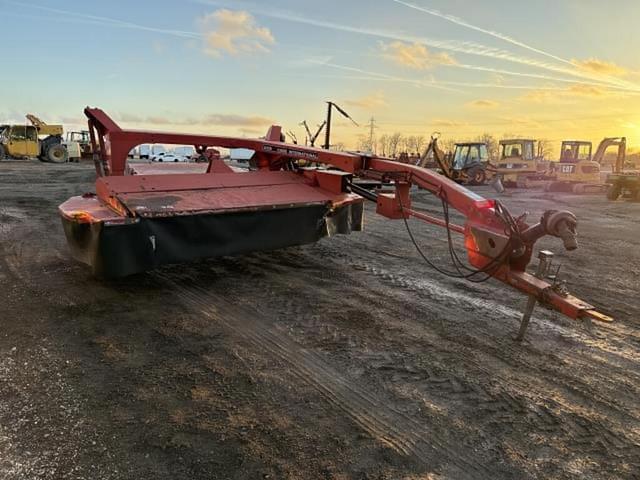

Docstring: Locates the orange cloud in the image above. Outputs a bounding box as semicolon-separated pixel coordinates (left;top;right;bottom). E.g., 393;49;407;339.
344;91;387;109
431;119;468;127
466;99;499;108
572;58;628;77
522;84;617;103
381;41;457;70
199;10;275;57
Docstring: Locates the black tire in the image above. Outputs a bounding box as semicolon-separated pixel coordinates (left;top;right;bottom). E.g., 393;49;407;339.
467;167;486;186
606;184;622;201
0;144;6;161
45;144;69;163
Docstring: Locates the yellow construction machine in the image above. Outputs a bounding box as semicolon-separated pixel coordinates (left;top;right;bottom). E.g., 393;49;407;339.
418;136;496;185
544;137;626;193
495;139;549;187
0;114;69;163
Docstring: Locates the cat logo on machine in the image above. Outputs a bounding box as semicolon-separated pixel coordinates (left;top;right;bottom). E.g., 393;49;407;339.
559;164;576;174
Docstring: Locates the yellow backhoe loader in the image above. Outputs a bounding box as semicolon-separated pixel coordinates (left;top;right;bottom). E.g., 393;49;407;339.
417;136;496;185
0;114;68;163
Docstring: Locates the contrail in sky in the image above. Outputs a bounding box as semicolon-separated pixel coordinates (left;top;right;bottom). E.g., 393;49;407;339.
196;0;638;91
308;60;579;92
6;0;637;92
0;0;199;38
453;64;638;92
391;0;639;90
305;60;466;93
391;0;573;66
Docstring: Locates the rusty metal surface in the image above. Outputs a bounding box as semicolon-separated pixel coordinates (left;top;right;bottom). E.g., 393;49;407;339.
58;194;124;223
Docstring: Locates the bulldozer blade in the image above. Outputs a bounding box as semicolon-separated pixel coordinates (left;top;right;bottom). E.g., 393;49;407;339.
489;175;505;194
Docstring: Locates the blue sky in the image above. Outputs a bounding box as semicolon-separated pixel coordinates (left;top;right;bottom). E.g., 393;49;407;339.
2;0;640;149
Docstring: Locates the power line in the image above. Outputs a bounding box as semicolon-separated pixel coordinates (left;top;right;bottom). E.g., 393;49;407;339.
366;117;377;153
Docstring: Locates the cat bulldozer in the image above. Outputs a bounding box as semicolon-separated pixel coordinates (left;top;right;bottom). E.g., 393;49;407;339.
545;137;626;193
418;136;495;185
0;114;68;163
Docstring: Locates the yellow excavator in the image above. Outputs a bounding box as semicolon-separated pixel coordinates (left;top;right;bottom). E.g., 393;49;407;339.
0;114;69;163
544;137;626;193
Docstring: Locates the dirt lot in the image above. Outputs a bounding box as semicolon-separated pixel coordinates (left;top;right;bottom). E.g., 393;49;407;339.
0;159;639;480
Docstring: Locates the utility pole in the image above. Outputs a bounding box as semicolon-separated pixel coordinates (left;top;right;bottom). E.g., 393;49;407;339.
323;103;332;150
366;117;377;153
323;101;359;150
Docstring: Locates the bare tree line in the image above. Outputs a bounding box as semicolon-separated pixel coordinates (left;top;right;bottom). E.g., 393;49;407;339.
358;132;556;160
357;134;428;157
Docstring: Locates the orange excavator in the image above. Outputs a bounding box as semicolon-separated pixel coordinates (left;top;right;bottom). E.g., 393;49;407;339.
58;107;612;338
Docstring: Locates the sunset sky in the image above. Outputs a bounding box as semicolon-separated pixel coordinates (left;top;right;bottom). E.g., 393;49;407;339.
2;0;640;154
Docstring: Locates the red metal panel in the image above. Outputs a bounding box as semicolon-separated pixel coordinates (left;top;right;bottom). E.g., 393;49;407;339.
313;170;351;194
118;184;360;217
96;171;310;199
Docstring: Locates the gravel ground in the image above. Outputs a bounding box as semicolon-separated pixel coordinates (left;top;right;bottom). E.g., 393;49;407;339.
0;159;639;479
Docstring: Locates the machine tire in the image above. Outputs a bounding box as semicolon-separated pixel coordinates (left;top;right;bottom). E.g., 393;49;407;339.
0;144;6;161
467;167;486;186
606;184;622;201
45;144;69;164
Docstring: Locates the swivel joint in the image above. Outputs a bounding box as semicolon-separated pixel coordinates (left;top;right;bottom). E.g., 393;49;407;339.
520;210;578;251
544;211;578;251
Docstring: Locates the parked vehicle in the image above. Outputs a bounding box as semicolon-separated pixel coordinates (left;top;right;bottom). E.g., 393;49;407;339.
154;152;188;162
174;146;195;158
0;114;68;163
150;151;166;162
138;144;151;159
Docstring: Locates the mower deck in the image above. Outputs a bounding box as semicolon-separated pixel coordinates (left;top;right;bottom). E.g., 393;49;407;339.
60;171;364;277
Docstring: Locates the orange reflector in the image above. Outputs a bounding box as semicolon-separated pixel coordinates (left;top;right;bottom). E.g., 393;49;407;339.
70;211;94;223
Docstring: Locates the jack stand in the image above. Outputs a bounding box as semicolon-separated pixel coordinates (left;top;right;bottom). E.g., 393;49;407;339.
515;250;554;342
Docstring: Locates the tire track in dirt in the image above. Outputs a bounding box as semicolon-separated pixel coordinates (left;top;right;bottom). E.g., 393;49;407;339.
155;272;499;479
211;247;640;477
311;247;640;473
